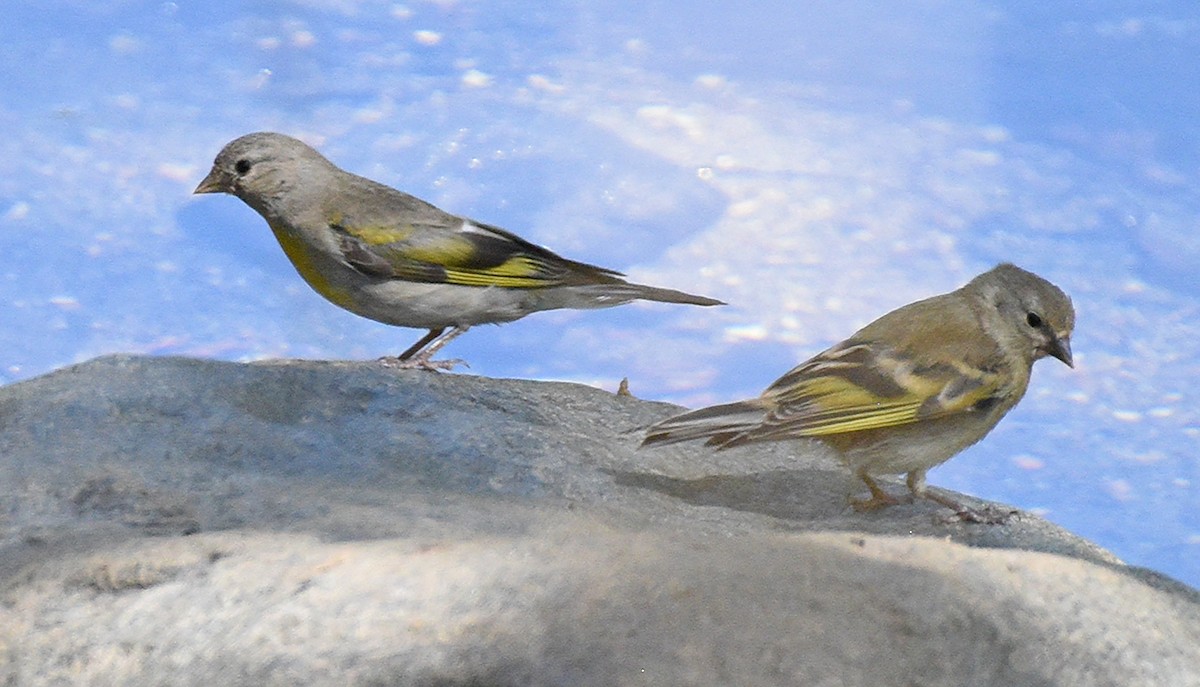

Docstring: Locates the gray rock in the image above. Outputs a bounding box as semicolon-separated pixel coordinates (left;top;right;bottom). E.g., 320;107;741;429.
0;355;1197;686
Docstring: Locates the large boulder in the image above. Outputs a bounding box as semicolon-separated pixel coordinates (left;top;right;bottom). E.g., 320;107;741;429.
1;355;1196;686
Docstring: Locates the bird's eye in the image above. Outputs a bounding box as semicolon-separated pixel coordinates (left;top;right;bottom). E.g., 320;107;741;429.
234;159;252;175
1026;312;1043;328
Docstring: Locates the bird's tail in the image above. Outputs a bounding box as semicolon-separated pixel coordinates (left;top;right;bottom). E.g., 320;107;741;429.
562;282;724;308
624;282;725;306
641;399;770;449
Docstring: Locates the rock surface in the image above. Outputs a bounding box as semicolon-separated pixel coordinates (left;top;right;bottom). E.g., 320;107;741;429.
0;355;1197;686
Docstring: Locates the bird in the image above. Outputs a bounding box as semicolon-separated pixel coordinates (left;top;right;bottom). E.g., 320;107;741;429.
193;132;723;368
641;263;1075;521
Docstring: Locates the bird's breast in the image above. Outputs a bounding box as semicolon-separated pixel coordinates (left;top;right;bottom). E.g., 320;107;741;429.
267;220;358;311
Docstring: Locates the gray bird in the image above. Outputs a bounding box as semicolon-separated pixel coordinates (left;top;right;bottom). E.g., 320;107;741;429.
195;132;723;368
643;263;1075;521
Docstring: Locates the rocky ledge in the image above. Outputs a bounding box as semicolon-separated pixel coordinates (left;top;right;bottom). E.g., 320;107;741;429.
1;355;1197;686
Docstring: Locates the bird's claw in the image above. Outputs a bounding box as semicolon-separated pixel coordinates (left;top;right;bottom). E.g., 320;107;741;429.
378;355;468;372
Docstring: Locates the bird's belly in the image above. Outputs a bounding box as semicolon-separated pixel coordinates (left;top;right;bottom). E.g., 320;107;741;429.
354;281;535;328
825;413;1002;476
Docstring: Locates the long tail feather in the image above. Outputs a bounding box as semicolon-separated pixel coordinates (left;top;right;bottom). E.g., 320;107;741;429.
624;282;725;306
568;282;724;308
641;400;769;449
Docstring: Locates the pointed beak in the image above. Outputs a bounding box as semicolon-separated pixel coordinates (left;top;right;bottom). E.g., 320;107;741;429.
193;168;227;194
1043;334;1073;368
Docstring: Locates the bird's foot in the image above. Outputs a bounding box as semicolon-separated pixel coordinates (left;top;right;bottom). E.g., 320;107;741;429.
921;491;1017;525
850;490;903;512
387;326;471;371
851;473;904;511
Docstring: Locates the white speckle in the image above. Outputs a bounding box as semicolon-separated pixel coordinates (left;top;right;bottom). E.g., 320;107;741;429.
1187;534;1200;546
624;38;647;54
980;126;1010;143
413;30;442;46
779;315;803;330
156;261;179;273
109;33;141;55
723;324;770;343
157;163;195;183
1096;18;1143;37
49;295;80;311
461;69;492;88
460;221;492;235
527;74;564;93
253;69;273;89
3;202;30;221
694;73;726;89
957;149;1000;166
696;167;713;180
1066;390;1090;403
113;93;140;110
1106;479;1134;502
714;154;737;170
468;158;482;169
1122;279;1147;294
291;30;317;48
1129;450;1165;465
727;199;760;217
1012;455;1045;471
257;36;281;50
1147;406;1173;418
1112;410;1142;423
391;5;413;20
1174;479;1191;488
636;105;702;139
354;107;387;124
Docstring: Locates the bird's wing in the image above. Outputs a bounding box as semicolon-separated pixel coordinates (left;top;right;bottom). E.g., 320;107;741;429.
750;339;1009;439
331;210;622;289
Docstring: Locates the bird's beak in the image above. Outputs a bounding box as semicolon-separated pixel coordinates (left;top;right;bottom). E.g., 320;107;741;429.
193;168;226;194
1042;334;1073;368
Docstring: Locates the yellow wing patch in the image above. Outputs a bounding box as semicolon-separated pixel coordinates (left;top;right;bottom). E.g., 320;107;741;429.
336;220;568;289
440;255;554;288
775;377;925;436
761;347;1005;437
345;224;415;246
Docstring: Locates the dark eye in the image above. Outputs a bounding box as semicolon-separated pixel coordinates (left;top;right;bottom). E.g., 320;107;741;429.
234;159;252;175
1026;312;1043;328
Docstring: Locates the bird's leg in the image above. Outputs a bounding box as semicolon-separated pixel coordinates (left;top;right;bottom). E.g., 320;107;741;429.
904;470;928;500
906;470;1016;524
850;470;902;511
398;328;446;360
380;326;469;371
